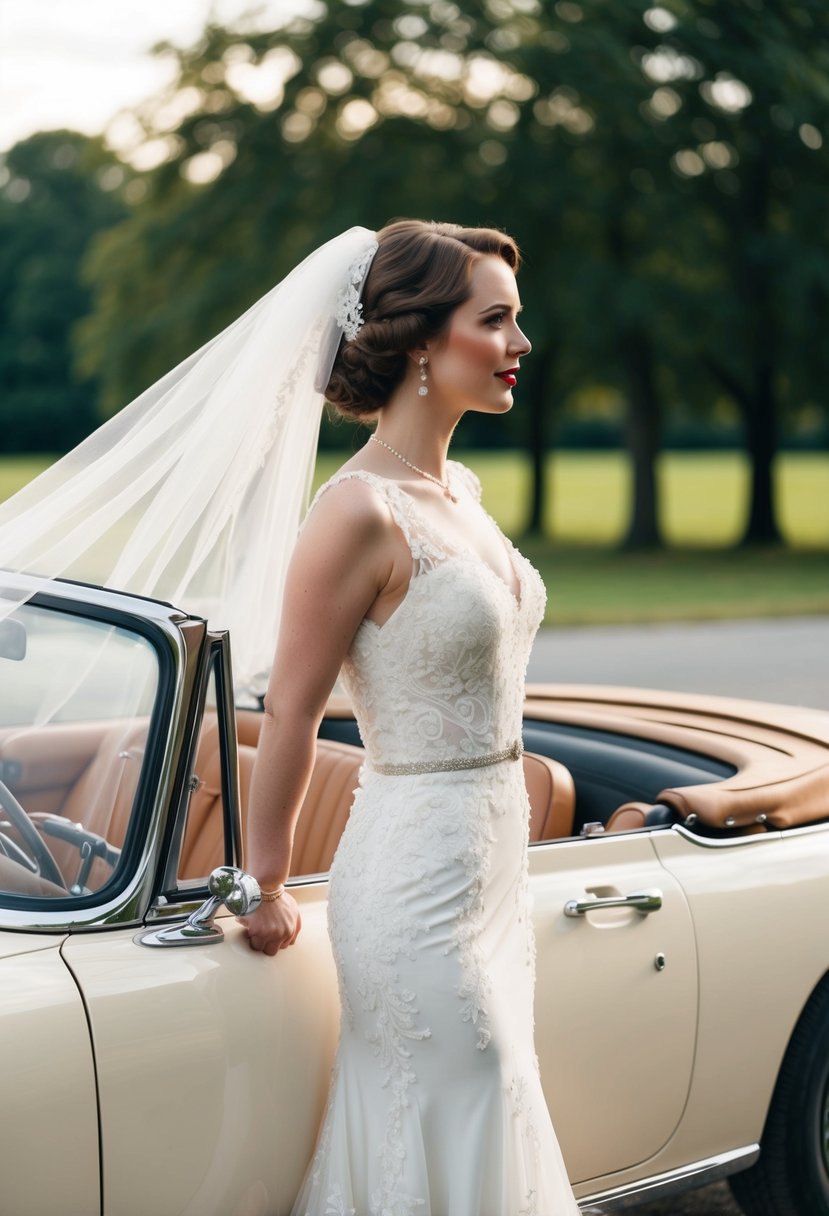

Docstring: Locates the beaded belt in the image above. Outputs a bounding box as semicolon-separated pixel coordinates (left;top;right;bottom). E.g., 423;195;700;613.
370;739;524;777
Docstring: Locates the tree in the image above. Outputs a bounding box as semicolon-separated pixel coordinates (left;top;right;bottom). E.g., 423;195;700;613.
76;0;829;547
0;131;128;452
642;1;829;544
77;1;678;543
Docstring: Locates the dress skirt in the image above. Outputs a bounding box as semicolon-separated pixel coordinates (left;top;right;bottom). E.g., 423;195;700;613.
290;762;581;1216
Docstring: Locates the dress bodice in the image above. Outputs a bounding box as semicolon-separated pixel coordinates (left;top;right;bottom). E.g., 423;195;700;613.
308;462;546;769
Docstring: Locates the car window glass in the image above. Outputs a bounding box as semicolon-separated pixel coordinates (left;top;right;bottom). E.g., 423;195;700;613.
177;661;229;883
0;600;159;901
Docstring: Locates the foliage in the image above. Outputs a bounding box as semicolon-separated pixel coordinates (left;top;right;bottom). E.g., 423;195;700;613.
0;132;128;452
8;1;829;549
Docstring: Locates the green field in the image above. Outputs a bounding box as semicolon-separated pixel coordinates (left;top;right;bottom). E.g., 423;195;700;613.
3;451;828;625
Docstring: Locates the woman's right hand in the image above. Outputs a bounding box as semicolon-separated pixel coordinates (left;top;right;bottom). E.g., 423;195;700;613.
239;891;302;956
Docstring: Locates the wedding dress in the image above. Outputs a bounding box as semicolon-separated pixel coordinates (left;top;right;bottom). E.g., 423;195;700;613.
292;463;580;1216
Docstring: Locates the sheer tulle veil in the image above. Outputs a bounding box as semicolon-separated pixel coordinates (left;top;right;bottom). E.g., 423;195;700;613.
0;227;378;702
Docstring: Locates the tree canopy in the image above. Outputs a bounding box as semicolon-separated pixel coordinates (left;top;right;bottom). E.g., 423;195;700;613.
8;1;829;544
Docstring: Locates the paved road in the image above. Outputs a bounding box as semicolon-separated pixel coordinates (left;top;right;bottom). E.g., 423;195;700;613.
528;615;829;710
529;617;827;1214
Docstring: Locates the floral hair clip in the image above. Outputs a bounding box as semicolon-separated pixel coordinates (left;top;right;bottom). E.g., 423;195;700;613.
335;240;378;341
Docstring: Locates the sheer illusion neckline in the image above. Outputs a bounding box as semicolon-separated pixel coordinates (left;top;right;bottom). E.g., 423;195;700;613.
344;467;524;610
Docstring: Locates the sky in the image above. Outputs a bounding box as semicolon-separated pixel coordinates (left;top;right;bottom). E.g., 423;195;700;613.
0;0;295;153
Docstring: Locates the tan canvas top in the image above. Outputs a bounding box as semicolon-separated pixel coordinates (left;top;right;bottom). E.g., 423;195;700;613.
523;685;829;831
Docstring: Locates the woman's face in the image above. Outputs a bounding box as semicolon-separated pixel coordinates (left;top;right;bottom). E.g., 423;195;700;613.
426;254;531;417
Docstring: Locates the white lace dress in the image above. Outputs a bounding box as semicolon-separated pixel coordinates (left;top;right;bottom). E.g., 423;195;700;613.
291;463;580;1216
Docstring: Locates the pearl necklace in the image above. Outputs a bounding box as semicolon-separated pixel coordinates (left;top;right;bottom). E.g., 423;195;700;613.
369;435;458;502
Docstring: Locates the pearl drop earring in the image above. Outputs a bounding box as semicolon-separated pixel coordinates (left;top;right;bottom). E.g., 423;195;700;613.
418;355;429;397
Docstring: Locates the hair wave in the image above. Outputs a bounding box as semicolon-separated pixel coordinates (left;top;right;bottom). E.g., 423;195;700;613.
325;219;520;419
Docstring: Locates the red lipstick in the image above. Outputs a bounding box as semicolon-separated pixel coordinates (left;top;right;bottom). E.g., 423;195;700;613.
495;367;519;387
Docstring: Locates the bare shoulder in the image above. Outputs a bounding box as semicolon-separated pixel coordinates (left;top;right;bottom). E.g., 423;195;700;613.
295;474;399;577
304;473;393;539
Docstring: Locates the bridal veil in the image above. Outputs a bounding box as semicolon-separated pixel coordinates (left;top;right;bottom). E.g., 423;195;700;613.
0;227;378;702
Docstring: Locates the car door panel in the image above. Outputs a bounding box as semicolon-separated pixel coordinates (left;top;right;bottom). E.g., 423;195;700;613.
529;831;698;1186
651;827;809;1161
63;884;338;1216
0;934;100;1216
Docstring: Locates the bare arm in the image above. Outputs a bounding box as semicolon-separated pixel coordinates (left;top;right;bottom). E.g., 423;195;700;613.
240;480;402;955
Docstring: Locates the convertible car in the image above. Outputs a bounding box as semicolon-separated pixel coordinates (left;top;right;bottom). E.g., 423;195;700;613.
1;572;829;1216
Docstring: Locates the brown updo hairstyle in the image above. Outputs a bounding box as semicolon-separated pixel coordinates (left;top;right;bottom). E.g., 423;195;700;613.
325;219;520;419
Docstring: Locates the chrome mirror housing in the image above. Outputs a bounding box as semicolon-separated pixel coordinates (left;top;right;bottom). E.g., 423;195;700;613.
136;866;262;948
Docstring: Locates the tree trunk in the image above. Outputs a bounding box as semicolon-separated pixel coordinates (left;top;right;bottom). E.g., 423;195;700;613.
736;151;782;546
621;327;662;549
706;354;781;546
740;360;781;545
605;214;662;550
524;345;556;537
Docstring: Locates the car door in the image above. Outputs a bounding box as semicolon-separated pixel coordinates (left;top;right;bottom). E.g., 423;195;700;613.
0;584;168;1216
529;829;698;1186
62;893;339;1216
0;580;342;1216
0;933;100;1216
61;646;341;1216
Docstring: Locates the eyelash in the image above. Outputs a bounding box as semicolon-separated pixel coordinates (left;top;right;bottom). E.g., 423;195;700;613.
486;312;507;327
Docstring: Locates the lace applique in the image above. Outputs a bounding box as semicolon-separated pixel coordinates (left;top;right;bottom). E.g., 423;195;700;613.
513;787;538;999
324;1187;355;1216
440;772;504;1051
335;241;379;340
305;470;443;577
510;1073;542;1216
307;461;547;768
327;786;433;1215
370;1187;427;1216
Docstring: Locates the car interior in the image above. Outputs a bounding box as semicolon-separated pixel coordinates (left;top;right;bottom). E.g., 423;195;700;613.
5;690;829;901
1;595;826;903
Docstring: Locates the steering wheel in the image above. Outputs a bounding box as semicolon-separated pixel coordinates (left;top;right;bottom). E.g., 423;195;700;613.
0;777;66;889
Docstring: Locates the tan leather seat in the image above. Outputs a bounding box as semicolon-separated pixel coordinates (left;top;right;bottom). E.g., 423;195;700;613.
0;853;66;898
289;740;364;876
177;731;348;880
180;733;577;881
31;719;149;889
178;720;257;880
605;801;652;833
59;721;148;843
524;752;576;842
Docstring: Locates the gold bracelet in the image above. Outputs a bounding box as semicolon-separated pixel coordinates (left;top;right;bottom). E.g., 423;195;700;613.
259;883;285;902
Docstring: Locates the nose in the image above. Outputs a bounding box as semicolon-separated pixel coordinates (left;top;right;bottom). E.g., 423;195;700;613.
511;321;531;357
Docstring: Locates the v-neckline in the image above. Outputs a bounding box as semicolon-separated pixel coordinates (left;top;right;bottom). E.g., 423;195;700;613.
352;468;524;610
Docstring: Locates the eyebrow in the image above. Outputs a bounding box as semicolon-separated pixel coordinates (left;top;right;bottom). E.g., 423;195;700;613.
478;302;523;314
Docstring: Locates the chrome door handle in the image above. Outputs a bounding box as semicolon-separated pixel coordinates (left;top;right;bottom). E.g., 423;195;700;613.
563;888;663;918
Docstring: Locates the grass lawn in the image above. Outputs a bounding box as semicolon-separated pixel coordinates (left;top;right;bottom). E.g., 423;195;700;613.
0;456;58;504
455;450;829;549
521;542;829;626
3;450;827;626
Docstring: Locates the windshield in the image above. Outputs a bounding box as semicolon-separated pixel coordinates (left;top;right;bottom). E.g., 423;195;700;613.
0;599;160;902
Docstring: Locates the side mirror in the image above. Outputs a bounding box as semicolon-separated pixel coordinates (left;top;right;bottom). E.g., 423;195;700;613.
136;865;262;948
0;619;26;662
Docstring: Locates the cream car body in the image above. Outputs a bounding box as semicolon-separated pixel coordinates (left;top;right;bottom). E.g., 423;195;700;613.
1;575;828;1216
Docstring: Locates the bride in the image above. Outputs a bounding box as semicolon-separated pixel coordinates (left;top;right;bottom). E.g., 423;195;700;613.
0;218;581;1215
241;220;581;1216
